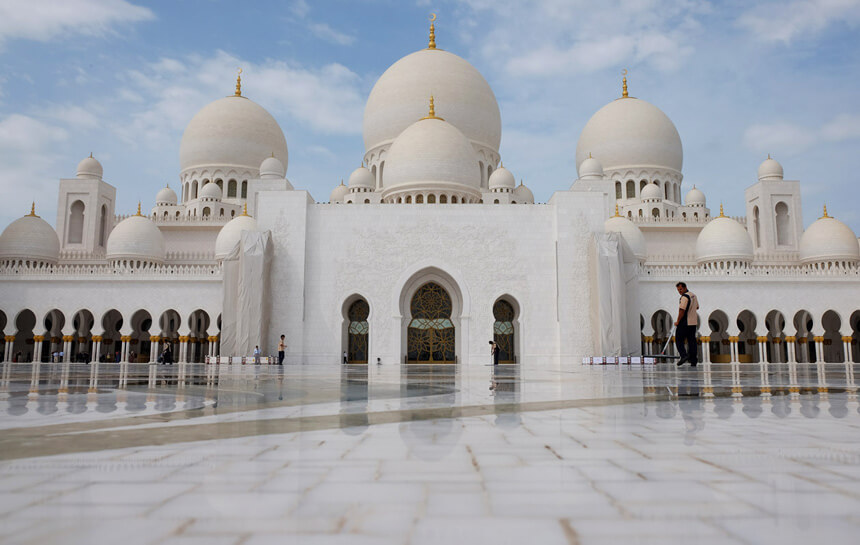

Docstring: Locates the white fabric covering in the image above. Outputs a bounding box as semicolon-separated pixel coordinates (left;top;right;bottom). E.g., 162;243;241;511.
220;230;273;356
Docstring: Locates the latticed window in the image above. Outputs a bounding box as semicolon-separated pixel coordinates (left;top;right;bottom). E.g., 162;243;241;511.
347;299;369;363
493;300;516;363
407;282;455;362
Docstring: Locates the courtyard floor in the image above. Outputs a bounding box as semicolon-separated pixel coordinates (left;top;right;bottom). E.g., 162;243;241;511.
0;361;859;544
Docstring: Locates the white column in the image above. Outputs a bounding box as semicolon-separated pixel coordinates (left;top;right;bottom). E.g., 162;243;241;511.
729;336;740;363
149;337;159;364
813;336;824;363
843;335;854;363
701;336;711;364
91;337;101;364
120;337;129;363
178;337;188;364
785;336;797;363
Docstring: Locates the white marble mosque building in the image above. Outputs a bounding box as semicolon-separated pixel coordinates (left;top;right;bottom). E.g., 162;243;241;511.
1;23;859;367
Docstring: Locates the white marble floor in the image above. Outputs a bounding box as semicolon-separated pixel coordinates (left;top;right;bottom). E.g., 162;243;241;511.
0;361;859;544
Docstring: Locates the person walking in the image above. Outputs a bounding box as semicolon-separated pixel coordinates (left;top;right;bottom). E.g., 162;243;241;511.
253;345;261;365
489;340;500;366
162;344;173;365
674;281;699;367
343;351;348;364
277;335;286;365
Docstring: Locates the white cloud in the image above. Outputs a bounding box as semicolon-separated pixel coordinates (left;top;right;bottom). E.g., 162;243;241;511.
0;0;154;45
737;0;860;43
0;114;67;152
743;112;860;154
308;22;355;46
820;113;860;141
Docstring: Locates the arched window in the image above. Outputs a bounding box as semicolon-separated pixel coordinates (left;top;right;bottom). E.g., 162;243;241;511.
626;180;635;198
227;180;237;198
753;206;761;247
407;282;455;363
451;196;458;204
406;196;412;204
191;180;199;199
640;180;647;192
428;194;436;204
652;208;660;217
493;300;516;363
68;200;85;244
493;199;500;204
216;179;223;191
364;199;370;204
231;210;235;217
638;209;643;217
241;181;248;198
202;207;210;217
440;195;448;204
416;195;424;204
775;202;790;245
347;299;369;363
98;204;107;247
615;181;622;199
371;164;377;187
479;161;485;186
379;161;385;187
664;183;670;199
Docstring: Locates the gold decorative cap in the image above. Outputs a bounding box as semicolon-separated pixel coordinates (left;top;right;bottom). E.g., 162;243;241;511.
428;13;437;49
235;67;243;97
26;202;38;217
135;202;142;216
621;69;629;98
421;95;444;120
614;203;621;217
821;204;830;219
241;203;249;216
719;203;725;217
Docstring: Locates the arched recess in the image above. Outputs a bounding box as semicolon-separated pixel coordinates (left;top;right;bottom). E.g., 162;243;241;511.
775;202;790;245
342;295;370;364
493;297;520;363
615;181;622;199
753;206;761;248
851;310;860;363
651;310;674;356
821;310;843;363
130;310;153;363
707;310;730;363
187;309;210;363
765;310;786;363
159;309;182;360
43;309;66;362
626;180;635;199
793;310;815;363
737;310;758;363
68;200;85;244
72;309;95;363
98;205;108;247
227;180;237;198
397;266;467;364
100;309;123;362
12;309;36;362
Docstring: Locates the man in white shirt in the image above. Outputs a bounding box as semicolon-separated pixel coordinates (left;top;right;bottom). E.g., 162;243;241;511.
674;282;699;367
253;345;261;365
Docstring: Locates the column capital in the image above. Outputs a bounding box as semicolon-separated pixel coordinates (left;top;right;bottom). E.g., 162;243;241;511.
91;335;103;342
813;336;824;343
61;335;74;342
756;336;768;343
643;336;654;343
150;335;161;342
784;336;796;342
179;336;189;343
32;335;44;342
729;336;740;342
208;335;219;342
842;336;854;343
120;335;131;342
700;336;710;342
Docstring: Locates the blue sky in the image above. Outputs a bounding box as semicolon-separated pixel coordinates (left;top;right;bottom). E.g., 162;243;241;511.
1;0;859;233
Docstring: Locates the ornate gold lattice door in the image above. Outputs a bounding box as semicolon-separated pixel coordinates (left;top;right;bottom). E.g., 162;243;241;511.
347;300;369;363
493;300;516;363
407;282;455;363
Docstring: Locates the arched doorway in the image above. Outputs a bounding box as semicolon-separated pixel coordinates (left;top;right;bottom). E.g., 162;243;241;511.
407;282;455;363
493;299;517;363
347;299;369;363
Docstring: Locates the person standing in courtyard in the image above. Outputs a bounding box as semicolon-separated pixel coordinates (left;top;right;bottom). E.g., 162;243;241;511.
489;340;500;366
674;281;699;367
343;350;348;364
254;345;261;365
278;335;286;365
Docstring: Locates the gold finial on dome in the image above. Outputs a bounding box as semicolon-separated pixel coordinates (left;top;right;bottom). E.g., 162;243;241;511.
135;202;142;216
235;67;243;97
622;69;629;98
241;203;248;216
588;152;593;159
421;95;444;120
26;202;37;217
719;203;725;217
89;152;93;158
614;203;621;217
821;204;830;219
428;13;437;49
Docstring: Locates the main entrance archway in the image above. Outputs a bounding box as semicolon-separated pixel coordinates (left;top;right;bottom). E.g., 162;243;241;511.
407;282;455;363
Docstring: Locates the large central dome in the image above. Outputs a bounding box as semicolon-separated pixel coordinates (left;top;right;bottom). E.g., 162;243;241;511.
363;49;501;153
180;95;288;174
576;96;682;176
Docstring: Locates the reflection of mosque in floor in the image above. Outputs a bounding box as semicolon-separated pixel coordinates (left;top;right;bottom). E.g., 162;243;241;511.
1;19;858;367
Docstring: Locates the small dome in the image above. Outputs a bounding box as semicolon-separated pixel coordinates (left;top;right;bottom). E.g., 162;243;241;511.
641;182;662;201
696;214;754;263
578;155;604;178
215;212;258;260
200;182;222;201
605;213;646;261
348;166;375;190
488;166;515;190
799;209;860;264
513;181;534;204
0;207;60;264
329;181;348;203
106;211;166;264
155;185;178;206
383;115;480;195
685;185;706;206
758;156;784;181
76;155;103;179
260;155;286;179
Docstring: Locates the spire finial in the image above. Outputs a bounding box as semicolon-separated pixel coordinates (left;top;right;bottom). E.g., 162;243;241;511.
271;151;275;158
719;203;725;217
421;95;443;120
27;202;37;217
89;152;93;158
241;203;248;216
767;153;771;160
235;67;243;97
614;202;621;217
136;202;142;216
588;152;593;159
622;69;629;98
821;204;830;218
428;13;437;49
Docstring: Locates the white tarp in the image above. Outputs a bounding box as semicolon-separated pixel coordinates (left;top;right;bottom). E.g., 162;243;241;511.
220;230;273;356
595;233;625;356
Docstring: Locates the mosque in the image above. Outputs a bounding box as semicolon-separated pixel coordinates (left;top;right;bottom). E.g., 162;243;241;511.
0;21;858;367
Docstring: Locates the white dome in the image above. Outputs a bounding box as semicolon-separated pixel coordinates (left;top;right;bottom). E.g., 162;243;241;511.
106;213;165;264
695;215;754;263
329;181;348;203
641;182;662;201
155;185;178;205
180;96;288;174
578;155;604;178
76;155;103;179
348;166;375;190
576;97;682;175
488;166;515;190
605;214;646;261
259;155;286;179
199;182;222;201
685;185;706;206
513;181;534;204
215;213;258;259
0;209;60;264
758;157;784;181
383;117;480;194
363;48;501;153
799;212;860;264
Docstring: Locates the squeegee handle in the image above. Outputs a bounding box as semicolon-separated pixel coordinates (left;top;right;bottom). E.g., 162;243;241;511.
661;325;676;355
